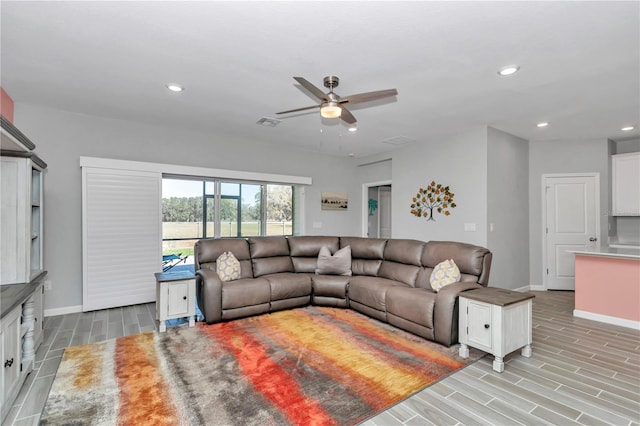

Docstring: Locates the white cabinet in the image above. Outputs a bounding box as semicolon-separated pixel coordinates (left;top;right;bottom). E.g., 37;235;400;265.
0;280;45;422
155;271;196;332
1;307;22;413
459;287;535;372
1;119;47;285
612;152;640;216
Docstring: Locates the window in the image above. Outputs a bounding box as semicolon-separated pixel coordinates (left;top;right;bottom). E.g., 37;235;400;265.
162;177;294;256
266;184;293;236
162;178;205;259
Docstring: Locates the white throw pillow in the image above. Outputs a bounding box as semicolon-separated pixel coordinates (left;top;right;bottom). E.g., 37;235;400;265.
430;259;461;291
315;245;352;276
216;251;241;282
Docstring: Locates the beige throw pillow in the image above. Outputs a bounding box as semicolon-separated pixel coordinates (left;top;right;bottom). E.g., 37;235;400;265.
216;251;241;282
430;259;461;291
315;245;352;276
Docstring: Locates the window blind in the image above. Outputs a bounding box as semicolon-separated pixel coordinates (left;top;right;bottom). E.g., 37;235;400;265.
82;167;161;311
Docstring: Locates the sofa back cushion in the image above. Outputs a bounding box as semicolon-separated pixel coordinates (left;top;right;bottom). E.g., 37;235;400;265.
248;236;293;277
340;237;387;276
419;241;492;287
194;238;253;279
288;236;340;273
378;239;425;286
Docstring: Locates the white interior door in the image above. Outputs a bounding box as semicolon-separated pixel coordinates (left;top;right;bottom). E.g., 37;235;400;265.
544;174;599;290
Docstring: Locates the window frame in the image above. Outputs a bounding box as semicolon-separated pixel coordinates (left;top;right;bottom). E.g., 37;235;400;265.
162;176;295;245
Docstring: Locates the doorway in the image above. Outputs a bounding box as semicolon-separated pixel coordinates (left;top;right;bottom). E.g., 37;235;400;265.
543;173;600;290
363;181;392;238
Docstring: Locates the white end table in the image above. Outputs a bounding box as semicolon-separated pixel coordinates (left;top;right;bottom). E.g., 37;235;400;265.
154;270;196;332
458;287;535;372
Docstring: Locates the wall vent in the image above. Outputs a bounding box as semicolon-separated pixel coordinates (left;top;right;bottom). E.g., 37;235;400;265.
381;135;415;146
256;117;281;127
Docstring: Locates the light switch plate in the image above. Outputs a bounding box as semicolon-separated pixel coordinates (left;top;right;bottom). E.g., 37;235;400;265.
464;223;477;232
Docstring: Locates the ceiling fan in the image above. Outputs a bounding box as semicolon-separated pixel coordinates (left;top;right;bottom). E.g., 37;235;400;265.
275;76;398;125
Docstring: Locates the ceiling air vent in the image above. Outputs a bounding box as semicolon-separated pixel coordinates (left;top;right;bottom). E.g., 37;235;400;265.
256;117;281;127
381;135;415;146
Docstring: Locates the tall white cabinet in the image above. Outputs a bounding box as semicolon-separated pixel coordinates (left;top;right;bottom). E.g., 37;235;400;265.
1;117;47;422
1;120;46;284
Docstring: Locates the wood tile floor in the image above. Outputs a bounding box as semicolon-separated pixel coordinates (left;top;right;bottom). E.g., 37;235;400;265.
3;291;639;425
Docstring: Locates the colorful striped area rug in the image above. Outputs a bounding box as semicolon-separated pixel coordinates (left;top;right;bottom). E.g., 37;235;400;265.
41;306;480;425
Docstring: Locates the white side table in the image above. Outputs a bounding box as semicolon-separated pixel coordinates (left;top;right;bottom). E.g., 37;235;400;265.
458;287;535;372
154;270;196;332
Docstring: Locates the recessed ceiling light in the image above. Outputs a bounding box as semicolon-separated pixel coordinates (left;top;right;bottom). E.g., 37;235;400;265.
537;122;549;128
498;65;520;76
348;126;357;132
166;83;184;92
621;126;635;131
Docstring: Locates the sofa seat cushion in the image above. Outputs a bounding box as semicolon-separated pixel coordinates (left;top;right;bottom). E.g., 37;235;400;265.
262;272;312;301
222;278;271;310
312;274;350;299
348;276;409;312
386;287;436;330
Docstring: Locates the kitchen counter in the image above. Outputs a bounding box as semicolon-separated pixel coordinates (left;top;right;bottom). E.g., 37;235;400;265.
569;246;640;260
1;271;47;320
570;250;639;329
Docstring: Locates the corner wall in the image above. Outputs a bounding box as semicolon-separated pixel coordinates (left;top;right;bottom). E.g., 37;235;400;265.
487;127;529;290
390;127;488;247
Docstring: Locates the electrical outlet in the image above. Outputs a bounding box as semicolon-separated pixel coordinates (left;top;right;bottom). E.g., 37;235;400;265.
44;279;52;291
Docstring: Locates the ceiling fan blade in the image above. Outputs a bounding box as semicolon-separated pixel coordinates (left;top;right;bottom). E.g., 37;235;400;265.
293;77;329;101
275;104;321;115
340;106;357;124
340;88;398;105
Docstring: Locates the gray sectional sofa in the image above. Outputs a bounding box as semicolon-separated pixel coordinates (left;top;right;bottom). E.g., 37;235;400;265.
194;236;492;346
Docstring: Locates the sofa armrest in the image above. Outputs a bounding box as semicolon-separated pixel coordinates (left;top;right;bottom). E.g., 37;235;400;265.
433;281;483;346
196;268;223;324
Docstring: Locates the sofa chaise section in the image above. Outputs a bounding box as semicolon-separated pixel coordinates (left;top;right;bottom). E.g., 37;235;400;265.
386;241;493;345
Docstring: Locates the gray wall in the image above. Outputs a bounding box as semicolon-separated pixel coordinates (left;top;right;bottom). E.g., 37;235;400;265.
14;104;360;312
615;137;640;154
528;138;610;288
390;127;488;247
487;127;529;290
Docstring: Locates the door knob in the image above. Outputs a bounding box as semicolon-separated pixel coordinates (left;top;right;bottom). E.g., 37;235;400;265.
589;237;598;242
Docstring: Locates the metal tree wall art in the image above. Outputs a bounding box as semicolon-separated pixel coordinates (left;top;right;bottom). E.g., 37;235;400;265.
410;181;456;221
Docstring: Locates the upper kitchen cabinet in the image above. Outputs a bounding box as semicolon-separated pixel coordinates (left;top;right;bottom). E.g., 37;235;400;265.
612;152;640;216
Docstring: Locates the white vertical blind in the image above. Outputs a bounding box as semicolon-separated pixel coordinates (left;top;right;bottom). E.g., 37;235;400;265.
82;167;161;311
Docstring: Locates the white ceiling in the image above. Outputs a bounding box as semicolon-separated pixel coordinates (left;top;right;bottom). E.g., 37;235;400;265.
1;1;639;158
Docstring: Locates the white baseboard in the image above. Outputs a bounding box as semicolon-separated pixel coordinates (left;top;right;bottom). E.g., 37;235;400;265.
44;305;83;317
528;284;546;291
573;309;640;330
512;285;533;292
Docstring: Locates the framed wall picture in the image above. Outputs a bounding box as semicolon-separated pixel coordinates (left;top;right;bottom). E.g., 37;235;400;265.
321;191;348;210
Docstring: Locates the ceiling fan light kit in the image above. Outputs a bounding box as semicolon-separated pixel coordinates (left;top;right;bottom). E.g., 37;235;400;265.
276;75;398;125
321;101;342;118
